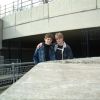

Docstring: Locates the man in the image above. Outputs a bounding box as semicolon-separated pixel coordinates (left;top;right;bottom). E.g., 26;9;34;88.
33;33;55;64
55;32;73;60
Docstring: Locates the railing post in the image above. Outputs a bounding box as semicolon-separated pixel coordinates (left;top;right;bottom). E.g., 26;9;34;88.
5;5;6;16
31;0;33;8
96;0;97;9
21;0;22;10
13;2;15;12
0;5;1;18
17;0;19;11
12;63;15;83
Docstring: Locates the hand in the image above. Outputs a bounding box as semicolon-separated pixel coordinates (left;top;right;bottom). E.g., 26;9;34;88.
37;43;43;49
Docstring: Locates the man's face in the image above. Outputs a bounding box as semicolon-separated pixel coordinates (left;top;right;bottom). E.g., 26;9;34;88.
56;37;64;45
44;38;52;45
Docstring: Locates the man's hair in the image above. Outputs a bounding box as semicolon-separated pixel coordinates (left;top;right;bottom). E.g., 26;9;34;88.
44;33;54;39
55;32;64;39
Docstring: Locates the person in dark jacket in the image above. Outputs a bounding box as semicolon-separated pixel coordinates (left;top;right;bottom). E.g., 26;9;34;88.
55;32;73;60
33;33;55;64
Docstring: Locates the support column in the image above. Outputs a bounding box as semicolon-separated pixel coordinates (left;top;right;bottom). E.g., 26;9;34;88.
0;19;3;50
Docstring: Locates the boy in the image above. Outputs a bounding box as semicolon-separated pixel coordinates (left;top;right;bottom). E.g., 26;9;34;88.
55;32;73;60
33;33;55;64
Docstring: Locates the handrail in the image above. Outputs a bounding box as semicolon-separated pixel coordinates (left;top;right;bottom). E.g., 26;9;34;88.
0;62;34;67
0;0;53;18
0;61;35;87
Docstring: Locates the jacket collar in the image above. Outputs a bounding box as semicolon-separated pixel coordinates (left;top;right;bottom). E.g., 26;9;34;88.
55;41;67;51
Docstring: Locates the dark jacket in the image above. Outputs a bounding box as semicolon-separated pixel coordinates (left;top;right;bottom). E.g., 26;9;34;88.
55;42;73;60
33;43;55;64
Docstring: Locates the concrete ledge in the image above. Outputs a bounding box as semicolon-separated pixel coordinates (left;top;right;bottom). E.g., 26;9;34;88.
3;9;100;40
2;0;97;28
0;57;100;100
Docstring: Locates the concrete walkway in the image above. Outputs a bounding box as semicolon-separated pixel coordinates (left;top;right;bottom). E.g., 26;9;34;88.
0;58;100;100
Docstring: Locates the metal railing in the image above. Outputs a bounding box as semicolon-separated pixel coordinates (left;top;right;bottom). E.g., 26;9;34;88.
0;0;53;18
0;61;35;91
3;59;21;64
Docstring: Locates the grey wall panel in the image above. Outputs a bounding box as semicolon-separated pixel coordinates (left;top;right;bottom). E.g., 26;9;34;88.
3;14;15;28
71;0;96;13
97;0;100;8
3;27;16;39
16;9;31;25
31;4;48;21
49;0;96;17
49;9;100;32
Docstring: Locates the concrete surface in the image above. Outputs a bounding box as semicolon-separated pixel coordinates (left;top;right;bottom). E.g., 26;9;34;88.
0;57;100;100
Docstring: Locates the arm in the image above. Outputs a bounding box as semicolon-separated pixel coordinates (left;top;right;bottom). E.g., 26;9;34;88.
33;47;39;64
36;42;43;49
67;45;73;59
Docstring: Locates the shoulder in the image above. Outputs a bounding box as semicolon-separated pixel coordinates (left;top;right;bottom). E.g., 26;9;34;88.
66;44;71;48
64;42;71;49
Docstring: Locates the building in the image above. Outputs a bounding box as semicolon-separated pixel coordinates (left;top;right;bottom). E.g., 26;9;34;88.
0;0;100;62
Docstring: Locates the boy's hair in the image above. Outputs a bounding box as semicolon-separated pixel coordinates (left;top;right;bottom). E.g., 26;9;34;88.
44;33;54;39
55;32;64;39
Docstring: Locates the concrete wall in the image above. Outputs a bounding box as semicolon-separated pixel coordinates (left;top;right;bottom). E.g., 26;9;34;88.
3;0;100;40
3;14;15;28
97;0;100;8
0;20;3;49
49;0;96;17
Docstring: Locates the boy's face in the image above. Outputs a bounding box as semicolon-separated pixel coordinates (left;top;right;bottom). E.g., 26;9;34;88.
44;38;52;45
56;37;64;45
